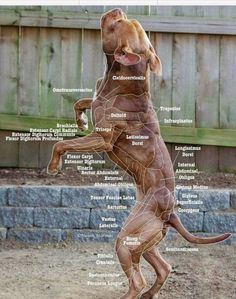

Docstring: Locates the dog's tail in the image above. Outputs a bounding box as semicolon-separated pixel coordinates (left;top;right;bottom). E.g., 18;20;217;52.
166;212;231;244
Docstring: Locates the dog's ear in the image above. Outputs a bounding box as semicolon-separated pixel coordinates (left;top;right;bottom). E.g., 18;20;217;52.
148;45;162;76
114;46;141;66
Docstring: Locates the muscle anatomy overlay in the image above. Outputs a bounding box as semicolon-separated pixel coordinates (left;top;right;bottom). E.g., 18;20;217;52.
47;8;231;299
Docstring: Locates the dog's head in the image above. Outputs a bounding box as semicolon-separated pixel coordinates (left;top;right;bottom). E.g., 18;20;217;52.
100;8;162;76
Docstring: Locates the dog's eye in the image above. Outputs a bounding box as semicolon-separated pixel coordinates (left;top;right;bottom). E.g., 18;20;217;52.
108;26;115;33
108;23;116;32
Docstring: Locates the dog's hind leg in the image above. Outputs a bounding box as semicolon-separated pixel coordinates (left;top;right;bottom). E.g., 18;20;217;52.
116;237;146;299
140;246;172;299
115;202;164;299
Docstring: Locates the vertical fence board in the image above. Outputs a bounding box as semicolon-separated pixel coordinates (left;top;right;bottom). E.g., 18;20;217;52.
150;33;173;125
196;6;220;17
127;6;149;15
219;148;236;173
195;35;220;172
39;141;55;168
173;6;197;17
80;6;105;13
19;141;39;168
0;131;19;167
172;34;196;167
195;35;220;171
220;39;236;129
150;6;173;16
220;6;236;18
1;6;40;10
82;29;104;98
196;35;219;128
219;35;236;172
42;6;86;12
19;27;40;116
0;26;18;115
196;145;219;172
149;22;174;168
172;34;196;127
61;29;83;118
39;28;62;118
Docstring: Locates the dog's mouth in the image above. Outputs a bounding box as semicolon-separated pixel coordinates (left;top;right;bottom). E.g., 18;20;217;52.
110;8;124;18
100;8;127;28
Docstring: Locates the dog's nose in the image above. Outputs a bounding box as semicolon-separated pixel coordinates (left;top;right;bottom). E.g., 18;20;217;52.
111;8;123;16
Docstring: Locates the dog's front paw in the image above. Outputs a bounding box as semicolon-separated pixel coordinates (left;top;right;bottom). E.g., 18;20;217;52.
76;112;88;131
47;165;59;175
47;159;62;176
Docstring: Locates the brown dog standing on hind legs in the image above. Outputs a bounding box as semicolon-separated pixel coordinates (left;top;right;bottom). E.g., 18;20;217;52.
47;8;231;299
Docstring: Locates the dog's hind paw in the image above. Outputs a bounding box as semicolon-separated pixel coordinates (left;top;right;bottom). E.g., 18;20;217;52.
140;292;159;299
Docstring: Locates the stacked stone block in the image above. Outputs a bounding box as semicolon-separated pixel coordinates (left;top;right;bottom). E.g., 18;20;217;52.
0;186;235;244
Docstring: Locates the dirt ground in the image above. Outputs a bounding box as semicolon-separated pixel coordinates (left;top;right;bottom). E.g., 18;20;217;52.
0;237;235;299
0;168;235;299
0;167;236;188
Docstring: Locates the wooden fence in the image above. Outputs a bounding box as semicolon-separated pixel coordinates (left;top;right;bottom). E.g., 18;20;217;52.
0;5;236;171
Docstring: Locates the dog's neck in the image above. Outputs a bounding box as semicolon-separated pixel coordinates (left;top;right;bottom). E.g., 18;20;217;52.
100;54;150;96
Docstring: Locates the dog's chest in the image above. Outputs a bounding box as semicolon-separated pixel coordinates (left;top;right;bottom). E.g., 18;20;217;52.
91;93;153;125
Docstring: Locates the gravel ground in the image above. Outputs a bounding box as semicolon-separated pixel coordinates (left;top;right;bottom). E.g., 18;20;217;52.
0;168;235;299
0;237;235;299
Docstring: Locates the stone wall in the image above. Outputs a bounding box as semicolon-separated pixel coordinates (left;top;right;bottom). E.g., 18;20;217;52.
0;186;235;244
